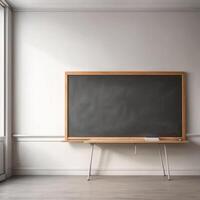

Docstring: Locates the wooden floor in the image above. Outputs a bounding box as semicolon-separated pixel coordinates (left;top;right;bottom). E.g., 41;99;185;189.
1;176;200;200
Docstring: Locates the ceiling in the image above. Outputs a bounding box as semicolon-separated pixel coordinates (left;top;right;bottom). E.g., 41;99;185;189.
6;0;200;11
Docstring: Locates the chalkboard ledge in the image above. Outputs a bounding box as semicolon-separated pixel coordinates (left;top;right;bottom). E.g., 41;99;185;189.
83;140;187;144
66;138;187;144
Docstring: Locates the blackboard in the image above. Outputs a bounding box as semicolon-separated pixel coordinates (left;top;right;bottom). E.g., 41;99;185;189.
65;72;186;142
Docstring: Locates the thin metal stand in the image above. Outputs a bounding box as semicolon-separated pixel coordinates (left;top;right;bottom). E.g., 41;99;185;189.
163;144;171;180
87;144;94;181
134;145;137;155
86;143;170;181
159;145;166;176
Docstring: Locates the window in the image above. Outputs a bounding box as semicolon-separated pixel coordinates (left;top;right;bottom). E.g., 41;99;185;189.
0;5;4;137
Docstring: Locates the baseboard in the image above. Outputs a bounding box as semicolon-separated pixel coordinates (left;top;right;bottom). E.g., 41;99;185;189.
13;168;200;176
6;168;12;178
0;136;5;142
0;174;6;182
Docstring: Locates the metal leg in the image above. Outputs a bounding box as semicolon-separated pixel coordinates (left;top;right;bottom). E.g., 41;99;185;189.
134;144;137;155
159;145;166;176
87;144;94;181
163;144;171;180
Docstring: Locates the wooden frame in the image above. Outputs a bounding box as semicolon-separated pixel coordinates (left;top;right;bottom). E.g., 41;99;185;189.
65;71;187;144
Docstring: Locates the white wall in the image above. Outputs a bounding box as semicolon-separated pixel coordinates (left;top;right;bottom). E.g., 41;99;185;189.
13;11;200;175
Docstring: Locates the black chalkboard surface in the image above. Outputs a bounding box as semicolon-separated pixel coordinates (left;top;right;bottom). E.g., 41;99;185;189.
65;72;186;142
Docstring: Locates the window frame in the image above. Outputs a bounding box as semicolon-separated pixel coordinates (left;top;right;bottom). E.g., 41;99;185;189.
0;0;12;180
